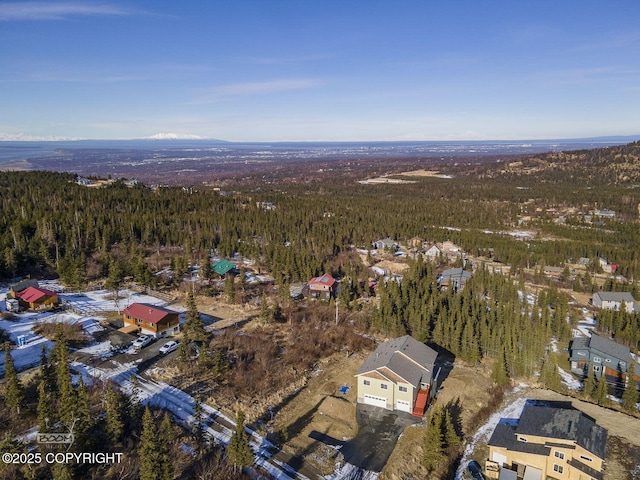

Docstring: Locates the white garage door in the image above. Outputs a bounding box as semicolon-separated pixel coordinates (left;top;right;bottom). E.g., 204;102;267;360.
363;394;387;408
396;399;411;413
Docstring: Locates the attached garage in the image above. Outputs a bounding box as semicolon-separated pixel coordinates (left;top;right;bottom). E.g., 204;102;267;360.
396;399;411;413
363;394;387;408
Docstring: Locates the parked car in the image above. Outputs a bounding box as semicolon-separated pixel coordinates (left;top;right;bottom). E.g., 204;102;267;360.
132;335;153;350
159;340;179;355
466;460;485;480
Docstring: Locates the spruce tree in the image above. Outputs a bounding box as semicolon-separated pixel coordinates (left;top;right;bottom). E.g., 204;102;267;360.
158;413;174;480
224;275;236;304
3;344;24;414
227;409;253;470
622;363;639;413
183;290;207;344
105;383;125;446
594;376;609;406
423;408;445;472
442;408;461;454
583;367;597;399
37;378;52;433
139;407;159;480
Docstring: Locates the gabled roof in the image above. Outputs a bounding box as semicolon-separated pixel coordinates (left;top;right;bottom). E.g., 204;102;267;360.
9;279;39;293
588;334;631;362
516;405;607;460
308;273;336;287
356;335;437;386
122;303;178;324
19;286;57;303
376;237;397;248
213;259;235;275
593;291;635;303
438;267;472;282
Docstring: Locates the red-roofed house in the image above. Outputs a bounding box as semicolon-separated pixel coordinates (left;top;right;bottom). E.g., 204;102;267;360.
307;273;337;300
18;286;58;310
122;303;180;338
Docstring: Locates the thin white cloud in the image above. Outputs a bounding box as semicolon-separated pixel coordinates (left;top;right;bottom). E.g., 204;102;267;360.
193;79;324;104
0;2;135;21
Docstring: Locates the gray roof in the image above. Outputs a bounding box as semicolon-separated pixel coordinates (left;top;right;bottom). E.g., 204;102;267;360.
593;291;635;303
588;334;631;362
9;278;39;293
516;405;607;460
439;267;472;281
356;335;437;386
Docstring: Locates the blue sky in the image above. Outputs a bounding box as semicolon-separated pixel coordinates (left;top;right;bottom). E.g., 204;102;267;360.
1;1;640;141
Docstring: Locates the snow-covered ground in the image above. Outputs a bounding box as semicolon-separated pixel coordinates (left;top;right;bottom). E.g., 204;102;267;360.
0;282;177;374
558;366;582;390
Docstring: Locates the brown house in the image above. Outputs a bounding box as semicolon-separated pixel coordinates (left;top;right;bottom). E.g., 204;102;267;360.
18;286;58;310
306;273;337;300
121;303;180;338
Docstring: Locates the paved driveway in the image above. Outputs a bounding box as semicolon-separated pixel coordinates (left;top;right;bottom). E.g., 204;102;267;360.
311;403;421;473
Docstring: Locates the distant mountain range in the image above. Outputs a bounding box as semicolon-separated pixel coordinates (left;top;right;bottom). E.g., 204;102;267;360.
0;133;638;144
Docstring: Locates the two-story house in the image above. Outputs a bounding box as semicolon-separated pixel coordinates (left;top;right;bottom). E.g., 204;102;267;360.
355;335;438;417
486;401;607;480
306;273;337;300
121;303;180;338
569;334;640;387
437;267;472;292
591;291;635;313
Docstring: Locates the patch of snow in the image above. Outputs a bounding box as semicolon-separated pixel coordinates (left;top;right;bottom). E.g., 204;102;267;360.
558;366;581;391
77;340;113;357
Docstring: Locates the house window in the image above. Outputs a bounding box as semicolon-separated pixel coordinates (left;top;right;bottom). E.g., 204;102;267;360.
577;352;586;356
620;361;626;366
381;383;388;390
580;455;593;462
553;464;564;474
554;451;565;460
363;380;370;386
593;356;601;363
399;386;408;392
593;365;601;372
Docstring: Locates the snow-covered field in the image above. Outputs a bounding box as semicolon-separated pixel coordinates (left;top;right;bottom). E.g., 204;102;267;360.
0;282;174;374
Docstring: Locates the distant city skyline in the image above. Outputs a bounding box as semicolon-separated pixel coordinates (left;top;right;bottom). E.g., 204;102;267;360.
1;1;640;142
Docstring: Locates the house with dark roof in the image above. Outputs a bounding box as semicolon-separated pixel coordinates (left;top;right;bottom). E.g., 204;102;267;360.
306;273;337;300
8;279;40;299
437;267;472;292
591;291;635;313
569;334;640;386
18;286;58;310
486;401;607;480
355;335;438;417
121;303;180;338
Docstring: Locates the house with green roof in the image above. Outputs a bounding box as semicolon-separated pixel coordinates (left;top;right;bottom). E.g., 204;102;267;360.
213;259;236;276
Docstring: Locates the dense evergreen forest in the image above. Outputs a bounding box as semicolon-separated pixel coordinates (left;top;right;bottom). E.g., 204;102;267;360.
1;141;640;284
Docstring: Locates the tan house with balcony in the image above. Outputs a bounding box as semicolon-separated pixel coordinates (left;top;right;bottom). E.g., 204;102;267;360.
355;335;438;417
486;401;607;480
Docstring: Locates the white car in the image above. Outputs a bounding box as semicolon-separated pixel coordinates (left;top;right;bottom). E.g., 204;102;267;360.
132;335;153;350
159;340;179;355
